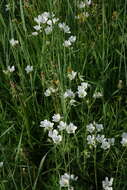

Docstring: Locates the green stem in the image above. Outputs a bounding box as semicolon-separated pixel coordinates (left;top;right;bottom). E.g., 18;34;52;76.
94;147;98;190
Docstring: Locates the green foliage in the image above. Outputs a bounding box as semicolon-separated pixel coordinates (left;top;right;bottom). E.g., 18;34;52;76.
0;0;127;189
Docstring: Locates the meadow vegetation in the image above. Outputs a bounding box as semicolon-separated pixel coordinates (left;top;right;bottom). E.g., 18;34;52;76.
0;0;127;189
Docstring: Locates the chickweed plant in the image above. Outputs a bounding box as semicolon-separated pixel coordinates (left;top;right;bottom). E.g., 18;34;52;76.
0;0;127;189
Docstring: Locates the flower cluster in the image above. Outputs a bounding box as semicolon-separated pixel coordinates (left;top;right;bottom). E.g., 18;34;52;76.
32;12;76;47
43;69;104;108
77;82;89;98
76;0;92;21
77;0;92;9
63;81;89;100
102;177;113;190
48;129;62;143
44;87;58;97
58;22;71;33
86;122;115;150
60;75;90;107
63;89;76;106
59;173;78;188
7;65;15;73
40;113;77;143
63;35;76;47
33;12;59;35
44;70;90;103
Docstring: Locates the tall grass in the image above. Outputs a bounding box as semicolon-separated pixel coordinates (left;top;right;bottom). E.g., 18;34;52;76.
0;0;127;189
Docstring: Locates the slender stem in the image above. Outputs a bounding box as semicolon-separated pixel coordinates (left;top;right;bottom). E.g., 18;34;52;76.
94;147;98;190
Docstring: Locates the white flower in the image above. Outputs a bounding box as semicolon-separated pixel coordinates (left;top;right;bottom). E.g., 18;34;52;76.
48;129;62;143
7;65;15;72
64;89;75;99
34;12;50;24
77;89;87;98
59;173;77;187
25;65;33;74
34;15;44;24
63;40;72;47
63;36;76;47
87;135;96;147
57;121;67;131
102;177;113;190
108;138;115;146
44;88;51;97
66;123;77;134
5;4;10;11
95;123;103;132
40;120;54;130
68;71;77;80
42;12;50;19
47;19;52;25
121;132;127;146
101;140;110;150
96;134;106;143
46;18;59;25
68;36;76;43
78;0;92;8
58;22;64;28
59;173;70;187
58;22;71;33
33;25;42;31
52;113;61;122
77;83;89;98
77;1;86;8
81;82;89;90
10;38;19;46
86;0;92;6
52;18;59;24
44;26;53;35
44;87;57;97
96;134;114;149
86;123;95;133
49;87;57;93
0;162;3;168
77;86;87;98
32;32;38;36
93;92;103;98
70;174;78;181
